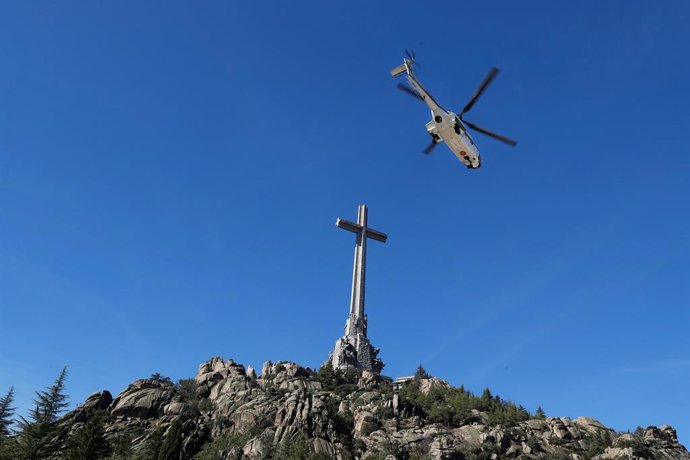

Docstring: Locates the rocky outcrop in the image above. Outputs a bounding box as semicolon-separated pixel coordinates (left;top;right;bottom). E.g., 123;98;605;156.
110;379;176;419
57;390;113;436
593;425;688;460
54;357;689;460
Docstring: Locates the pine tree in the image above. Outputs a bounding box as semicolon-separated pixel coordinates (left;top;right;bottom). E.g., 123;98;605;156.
0;388;18;460
0;442;17;460
150;374;173;386
108;433;133;459
137;427;164;460
28;367;69;426
15;367;69;460
479;388;493;412
0;387;15;439
158;419;183;460
64;410;111;459
481;388;492;402
275;433;313;460
414;364;430;379
535;406;546;419
317;362;338;391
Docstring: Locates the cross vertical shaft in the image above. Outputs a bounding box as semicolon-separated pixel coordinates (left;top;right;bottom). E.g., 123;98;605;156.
336;204;387;338
350;204;367;320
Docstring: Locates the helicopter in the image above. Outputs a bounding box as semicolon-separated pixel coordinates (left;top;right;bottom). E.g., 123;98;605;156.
391;50;517;169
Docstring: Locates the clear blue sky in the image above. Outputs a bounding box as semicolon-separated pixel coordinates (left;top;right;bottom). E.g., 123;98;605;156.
2;0;689;446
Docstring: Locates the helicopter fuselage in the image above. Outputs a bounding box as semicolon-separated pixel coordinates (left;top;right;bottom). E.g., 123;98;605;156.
406;72;481;169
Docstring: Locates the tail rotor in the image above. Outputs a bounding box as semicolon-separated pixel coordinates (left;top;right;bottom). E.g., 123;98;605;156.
404;49;420;70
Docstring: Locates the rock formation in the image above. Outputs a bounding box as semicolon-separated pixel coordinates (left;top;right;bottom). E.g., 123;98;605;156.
49;356;689;459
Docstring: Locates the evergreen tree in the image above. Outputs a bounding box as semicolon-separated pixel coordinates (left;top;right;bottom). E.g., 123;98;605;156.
428;403;455;427
136;427;163;460
150;374;172;386
535;406;546;419
194;432;248;460
0;440;19;460
64;410;112;459
27;367;69;425
108;432;134;460
275;433;313;460
15;367;69;460
158;419;183;460
316;362;338;391
414;364;430;379
0;389;19;460
584;429;612;458
0;387;15;439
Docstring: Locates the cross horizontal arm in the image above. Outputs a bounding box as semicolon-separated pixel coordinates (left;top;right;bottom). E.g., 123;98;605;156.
336;218;388;243
336;218;361;233
366;229;388;243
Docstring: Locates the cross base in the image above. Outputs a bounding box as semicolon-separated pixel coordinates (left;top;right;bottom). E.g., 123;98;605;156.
330;333;384;374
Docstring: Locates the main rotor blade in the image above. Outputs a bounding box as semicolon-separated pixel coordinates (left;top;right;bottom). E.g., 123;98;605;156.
464;120;518;146
422;141;438;154
397;83;423;101
405;48;416;61
461;67;500;116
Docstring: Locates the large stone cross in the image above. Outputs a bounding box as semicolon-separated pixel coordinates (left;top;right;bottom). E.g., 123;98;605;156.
336;204;387;337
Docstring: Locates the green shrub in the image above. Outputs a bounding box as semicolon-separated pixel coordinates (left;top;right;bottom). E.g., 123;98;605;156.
334;384;358;399
334;412;354;435
374;405;394;420
274;433;335;460
106;433;133;459
315;363;338;391
195;432;252;460
149;374;173;386
398;380;529;429
582;429;611;459
614;434;651;458
197;398;215;413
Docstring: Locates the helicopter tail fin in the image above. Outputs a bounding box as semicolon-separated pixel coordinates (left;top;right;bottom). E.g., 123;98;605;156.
390;63;407;77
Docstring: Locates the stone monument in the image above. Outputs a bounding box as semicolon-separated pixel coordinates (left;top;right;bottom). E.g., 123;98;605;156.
330;204;386;373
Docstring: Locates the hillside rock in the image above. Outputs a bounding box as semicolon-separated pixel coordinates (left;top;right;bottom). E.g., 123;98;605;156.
592;425;688;460
110;378;175;419
52;356;689;460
